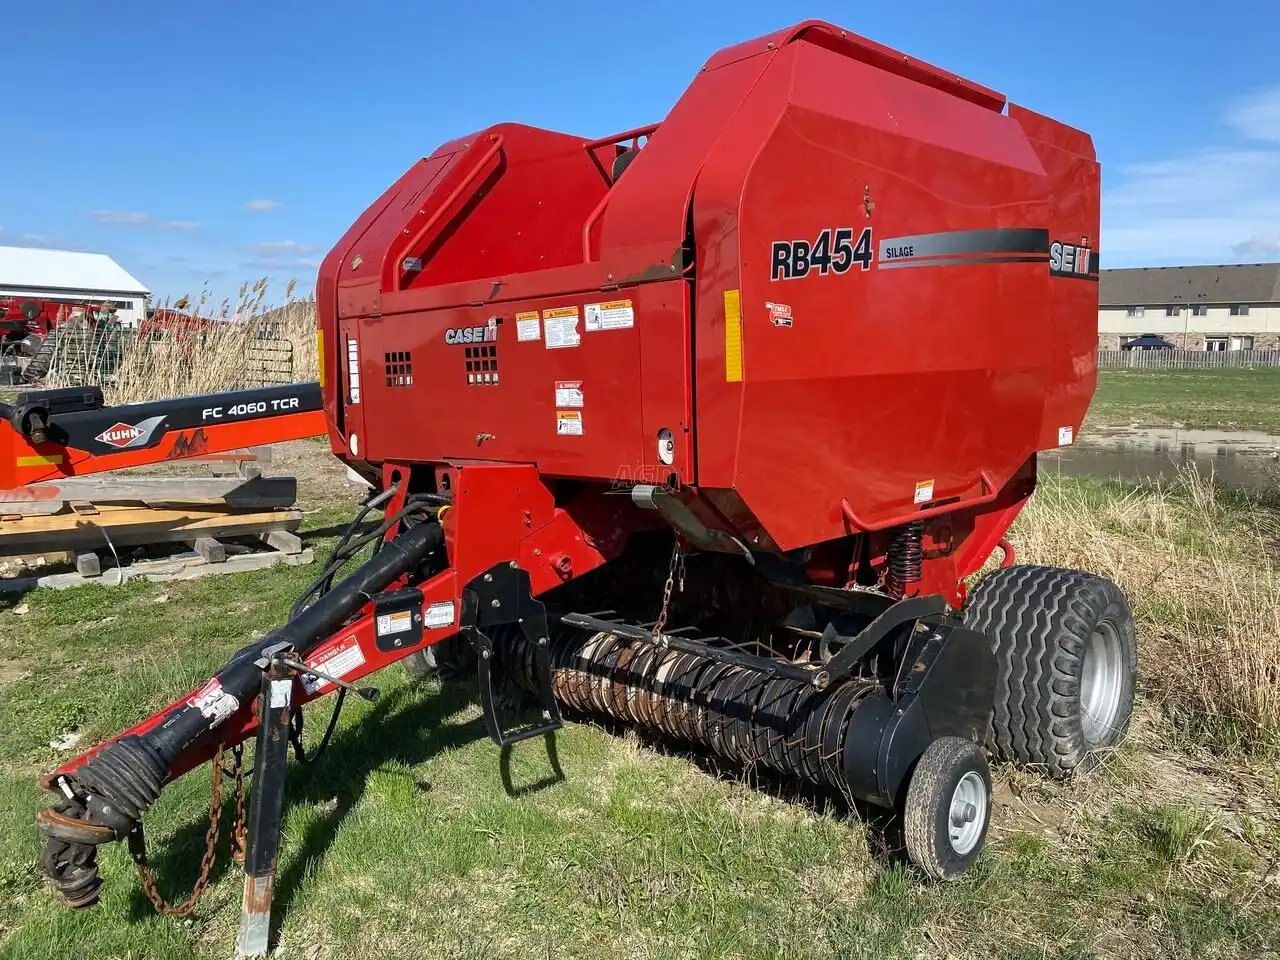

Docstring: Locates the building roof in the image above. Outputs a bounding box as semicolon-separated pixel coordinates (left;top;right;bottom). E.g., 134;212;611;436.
0;245;149;296
1100;262;1280;307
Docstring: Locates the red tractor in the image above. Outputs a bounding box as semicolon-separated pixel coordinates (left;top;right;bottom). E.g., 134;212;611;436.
36;22;1133;956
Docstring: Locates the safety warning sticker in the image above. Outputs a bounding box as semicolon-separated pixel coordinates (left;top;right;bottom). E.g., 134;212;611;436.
543;307;581;349
1058;425;1074;446
302;634;366;694
557;410;583;436
425;601;455;628
516;311;541;342
555;380;583;408
376;609;413;637
766;301;793;327
914;479;935;504
584;299;634;331
188;678;240;727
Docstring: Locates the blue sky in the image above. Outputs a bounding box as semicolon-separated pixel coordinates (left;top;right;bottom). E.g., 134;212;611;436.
3;1;1279;302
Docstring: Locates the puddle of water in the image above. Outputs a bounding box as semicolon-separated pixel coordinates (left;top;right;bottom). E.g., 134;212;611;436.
1042;424;1279;493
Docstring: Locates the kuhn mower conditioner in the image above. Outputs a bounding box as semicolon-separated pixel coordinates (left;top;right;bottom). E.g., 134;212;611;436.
36;21;1135;955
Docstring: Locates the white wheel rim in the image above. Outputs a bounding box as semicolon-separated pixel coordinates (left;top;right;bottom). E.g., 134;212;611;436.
948;771;987;855
1080;620;1125;746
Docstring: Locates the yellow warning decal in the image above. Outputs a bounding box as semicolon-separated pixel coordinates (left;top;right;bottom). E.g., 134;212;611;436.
18;454;63;467
316;329;325;388
723;289;743;382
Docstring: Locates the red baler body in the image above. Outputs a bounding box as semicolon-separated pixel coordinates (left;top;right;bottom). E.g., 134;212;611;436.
316;22;1098;600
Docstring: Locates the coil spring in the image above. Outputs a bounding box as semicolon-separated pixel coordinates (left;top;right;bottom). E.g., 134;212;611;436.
507;625;876;791
886;520;924;598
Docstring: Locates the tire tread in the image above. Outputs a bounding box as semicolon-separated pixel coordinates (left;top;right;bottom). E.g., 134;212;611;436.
966;564;1136;779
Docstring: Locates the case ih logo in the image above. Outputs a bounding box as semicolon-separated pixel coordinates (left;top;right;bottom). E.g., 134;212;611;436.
1049;241;1098;280
444;318;498;345
95;422;145;448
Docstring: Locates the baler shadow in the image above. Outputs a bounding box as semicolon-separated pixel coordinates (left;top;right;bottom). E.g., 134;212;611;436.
571;708;907;868
125;679;490;936
128;679;905;938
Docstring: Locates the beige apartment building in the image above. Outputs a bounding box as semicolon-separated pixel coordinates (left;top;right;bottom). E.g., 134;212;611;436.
1097;263;1280;351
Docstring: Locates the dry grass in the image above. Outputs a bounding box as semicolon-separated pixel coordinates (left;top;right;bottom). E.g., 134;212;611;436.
40;280;318;405
1015;469;1280;758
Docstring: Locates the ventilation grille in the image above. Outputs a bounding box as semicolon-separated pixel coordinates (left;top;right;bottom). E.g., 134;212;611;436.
384;350;413;387
465;345;499;385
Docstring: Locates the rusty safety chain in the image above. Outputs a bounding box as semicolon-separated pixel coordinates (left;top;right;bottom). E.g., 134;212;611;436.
651;543;685;640
127;741;246;917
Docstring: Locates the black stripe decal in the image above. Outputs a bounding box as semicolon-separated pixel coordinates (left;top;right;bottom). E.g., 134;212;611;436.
878;255;1051;271
879;228;1050;262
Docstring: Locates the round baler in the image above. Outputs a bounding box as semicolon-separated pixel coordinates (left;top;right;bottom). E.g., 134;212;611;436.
36;21;1134;950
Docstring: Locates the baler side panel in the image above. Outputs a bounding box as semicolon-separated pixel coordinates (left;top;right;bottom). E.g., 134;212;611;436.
352;280;693;483
1008;104;1101;449
388;124;613;290
694;39;1056;551
323;60;792;486
317;156;456;452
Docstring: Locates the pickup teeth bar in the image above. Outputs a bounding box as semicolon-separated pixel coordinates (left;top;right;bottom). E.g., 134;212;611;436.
511;624;878;791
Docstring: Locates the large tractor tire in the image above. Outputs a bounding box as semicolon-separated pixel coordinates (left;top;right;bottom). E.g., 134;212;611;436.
965;565;1137;779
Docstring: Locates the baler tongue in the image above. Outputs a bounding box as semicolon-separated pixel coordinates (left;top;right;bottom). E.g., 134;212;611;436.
35;509;444;929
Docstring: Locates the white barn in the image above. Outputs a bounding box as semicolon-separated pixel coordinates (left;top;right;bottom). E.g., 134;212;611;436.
0;246;150;327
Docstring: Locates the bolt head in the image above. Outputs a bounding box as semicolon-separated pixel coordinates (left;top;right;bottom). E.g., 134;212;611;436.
490;599;501;608
509;561;518;569
481;649;491;659
483;573;493;582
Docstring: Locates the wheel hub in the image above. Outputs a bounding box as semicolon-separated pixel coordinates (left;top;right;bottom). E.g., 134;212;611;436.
1080;620;1124;746
947;771;987;855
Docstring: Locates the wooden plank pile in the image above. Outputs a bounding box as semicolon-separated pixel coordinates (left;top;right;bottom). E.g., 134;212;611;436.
0;457;312;591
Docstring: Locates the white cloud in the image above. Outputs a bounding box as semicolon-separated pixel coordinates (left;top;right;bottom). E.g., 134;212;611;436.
89;210;201;230
243;240;319;254
1102;88;1280;265
1233;233;1280;255
0;227;87;251
242;199;281;213
1226;87;1280;143
241;255;321;274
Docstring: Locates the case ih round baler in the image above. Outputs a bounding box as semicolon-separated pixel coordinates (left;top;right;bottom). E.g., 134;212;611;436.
36;21;1135;955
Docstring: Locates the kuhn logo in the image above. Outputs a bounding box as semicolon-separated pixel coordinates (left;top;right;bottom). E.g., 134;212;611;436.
95;422;145;448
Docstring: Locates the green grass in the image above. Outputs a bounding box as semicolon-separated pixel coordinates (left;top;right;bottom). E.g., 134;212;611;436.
1;491;1278;959
1088;368;1280;433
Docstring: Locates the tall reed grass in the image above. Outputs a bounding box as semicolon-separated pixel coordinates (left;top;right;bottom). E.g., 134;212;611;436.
39;280;318;405
1015;469;1280;757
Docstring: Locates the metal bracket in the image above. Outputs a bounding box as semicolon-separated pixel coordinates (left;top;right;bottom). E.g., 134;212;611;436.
460;562;563;747
372;586;424;653
234;658;295;958
819;594;946;684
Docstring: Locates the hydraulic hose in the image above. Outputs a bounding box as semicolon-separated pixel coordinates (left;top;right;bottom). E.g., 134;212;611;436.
36;518;443;908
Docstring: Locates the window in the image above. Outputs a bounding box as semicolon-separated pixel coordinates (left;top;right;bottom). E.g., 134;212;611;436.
1164;306;1181;317
1191;304;1208;316
1230;335;1254;351
1205;337;1228;352
1230;304;1250;316
1126;306;1145;318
